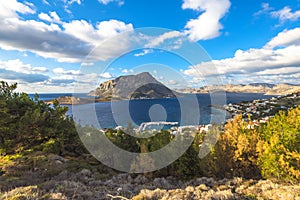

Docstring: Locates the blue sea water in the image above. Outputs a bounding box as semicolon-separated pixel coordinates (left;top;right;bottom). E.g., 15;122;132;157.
28;93;88;101
30;92;275;128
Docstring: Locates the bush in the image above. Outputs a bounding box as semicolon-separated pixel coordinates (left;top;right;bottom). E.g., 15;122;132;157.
257;107;300;182
0;81;85;156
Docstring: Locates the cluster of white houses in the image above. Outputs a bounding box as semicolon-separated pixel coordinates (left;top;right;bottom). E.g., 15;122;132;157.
113;122;213;135
108;92;300;134
224;92;300;120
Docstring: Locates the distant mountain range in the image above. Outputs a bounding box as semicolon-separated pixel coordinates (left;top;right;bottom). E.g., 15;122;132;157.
176;83;300;95
52;74;299;105
88;72;177;100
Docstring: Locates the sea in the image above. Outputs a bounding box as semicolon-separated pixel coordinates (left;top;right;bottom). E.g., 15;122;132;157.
28;92;276;128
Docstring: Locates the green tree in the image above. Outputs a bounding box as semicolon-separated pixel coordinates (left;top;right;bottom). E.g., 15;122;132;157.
257;107;300;182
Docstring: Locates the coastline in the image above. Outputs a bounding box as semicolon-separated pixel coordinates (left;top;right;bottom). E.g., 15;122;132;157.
44;91;277;105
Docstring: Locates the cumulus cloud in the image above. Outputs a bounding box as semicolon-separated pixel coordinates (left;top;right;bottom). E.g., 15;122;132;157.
182;0;231;41
0;59;48;74
99;72;114;79
271;6;300;22
0;0;134;63
182;27;300;84
264;28;300;49
0;59;49;83
0;69;49;83
0;0;35;18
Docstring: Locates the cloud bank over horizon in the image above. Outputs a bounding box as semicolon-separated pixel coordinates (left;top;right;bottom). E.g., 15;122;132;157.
0;0;299;92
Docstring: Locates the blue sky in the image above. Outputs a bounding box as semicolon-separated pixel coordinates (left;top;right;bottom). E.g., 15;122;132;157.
0;0;300;93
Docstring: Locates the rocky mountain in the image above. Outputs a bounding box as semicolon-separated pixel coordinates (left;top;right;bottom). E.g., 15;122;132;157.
176;83;300;95
89;72;177;100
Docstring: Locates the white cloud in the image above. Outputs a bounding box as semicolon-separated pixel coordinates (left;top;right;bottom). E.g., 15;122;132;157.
264;28;300;49
271;6;300;22
98;0;124;6
38;12;52;22
42;0;50;5
0;0;35;18
166;80;177;85
0;59;48;74
182;27;300;84
68;0;82;5
100;72;114;79
145;31;182;48
0;0;134;63
182;0;231;41
122;69;129;73
53;68;82;75
32;67;48;72
38;11;61;24
0;59;49;83
134;49;153;57
254;3;273;16
81;62;94;66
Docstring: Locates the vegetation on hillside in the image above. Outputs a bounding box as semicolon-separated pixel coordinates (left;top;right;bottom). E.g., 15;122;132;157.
0;81;85;156
201;109;300;182
0;81;299;189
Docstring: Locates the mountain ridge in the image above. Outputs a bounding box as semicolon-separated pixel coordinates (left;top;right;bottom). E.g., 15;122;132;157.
176;83;300;95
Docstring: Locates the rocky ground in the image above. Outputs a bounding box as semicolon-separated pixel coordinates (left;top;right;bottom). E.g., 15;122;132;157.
2;172;300;200
1;154;300;200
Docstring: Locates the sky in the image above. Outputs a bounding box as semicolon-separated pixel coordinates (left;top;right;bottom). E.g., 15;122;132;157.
0;0;300;93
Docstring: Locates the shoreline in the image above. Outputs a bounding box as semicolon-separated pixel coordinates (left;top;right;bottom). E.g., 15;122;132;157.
44;91;277;105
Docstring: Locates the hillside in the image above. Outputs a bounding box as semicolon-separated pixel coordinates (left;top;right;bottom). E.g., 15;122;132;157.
176;83;300;95
1;81;300;199
89;72;177;100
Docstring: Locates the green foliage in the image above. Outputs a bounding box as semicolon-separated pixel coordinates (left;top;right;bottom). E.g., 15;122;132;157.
200;115;261;179
201;106;300;182
257;107;300;182
0;81;85;156
2;81;299;182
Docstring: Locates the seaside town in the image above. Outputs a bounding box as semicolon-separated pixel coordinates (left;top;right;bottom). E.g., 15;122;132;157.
108;91;300;134
223;92;300;128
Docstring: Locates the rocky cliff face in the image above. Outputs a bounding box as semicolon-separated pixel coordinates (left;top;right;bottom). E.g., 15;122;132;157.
89;72;177;100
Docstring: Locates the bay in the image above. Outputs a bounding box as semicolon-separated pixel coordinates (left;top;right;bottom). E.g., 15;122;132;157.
64;92;275;128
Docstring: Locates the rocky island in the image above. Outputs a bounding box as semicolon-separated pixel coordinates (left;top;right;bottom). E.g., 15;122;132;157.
47;74;300;105
45;72;178;105
89;72;177;100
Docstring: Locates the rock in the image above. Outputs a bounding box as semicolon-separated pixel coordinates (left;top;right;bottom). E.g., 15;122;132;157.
112;173;132;184
185;186;195;193
48;154;67;163
54;170;69;181
210;189;235;200
196;184;209;191
134;175;149;185
153;177;172;189
80;169;92;177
